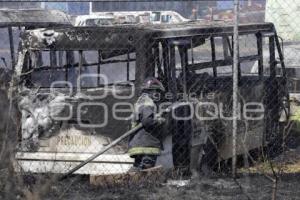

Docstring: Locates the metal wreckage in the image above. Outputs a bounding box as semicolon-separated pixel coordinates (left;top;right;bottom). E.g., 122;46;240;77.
1;10;289;177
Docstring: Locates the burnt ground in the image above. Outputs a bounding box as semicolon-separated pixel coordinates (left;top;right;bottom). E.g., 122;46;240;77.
41;173;300;200
2;150;299;200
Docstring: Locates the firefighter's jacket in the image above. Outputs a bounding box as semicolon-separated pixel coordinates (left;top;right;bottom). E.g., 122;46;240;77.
128;93;164;157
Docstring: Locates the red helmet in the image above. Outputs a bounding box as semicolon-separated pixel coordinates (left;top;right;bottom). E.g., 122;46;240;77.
141;77;165;92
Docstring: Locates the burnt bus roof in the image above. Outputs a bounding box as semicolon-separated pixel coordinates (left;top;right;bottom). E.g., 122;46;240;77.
21;21;275;50
0;9;72;28
147;21;274;39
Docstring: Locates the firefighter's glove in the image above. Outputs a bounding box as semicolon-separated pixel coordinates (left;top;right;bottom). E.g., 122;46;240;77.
141;114;165;128
140;107;156;129
155;114;166;125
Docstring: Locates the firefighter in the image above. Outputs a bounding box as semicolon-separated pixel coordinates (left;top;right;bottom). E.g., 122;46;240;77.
128;77;166;171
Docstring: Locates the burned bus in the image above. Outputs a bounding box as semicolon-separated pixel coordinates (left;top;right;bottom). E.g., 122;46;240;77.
13;21;288;175
0;9;72;69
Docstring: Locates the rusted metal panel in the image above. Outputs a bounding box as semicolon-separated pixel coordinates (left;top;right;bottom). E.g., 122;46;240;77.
0;9;72;28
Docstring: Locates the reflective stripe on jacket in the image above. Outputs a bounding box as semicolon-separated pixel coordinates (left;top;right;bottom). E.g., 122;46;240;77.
128;147;161;156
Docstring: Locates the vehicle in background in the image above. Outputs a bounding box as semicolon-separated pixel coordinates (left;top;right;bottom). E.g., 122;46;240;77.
74;14;115;26
74;10;190;26
149;10;190;24
202;3;265;23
